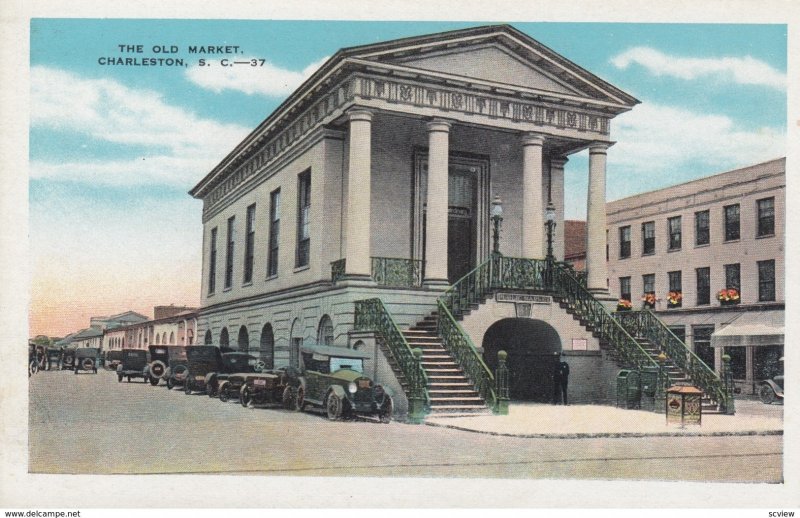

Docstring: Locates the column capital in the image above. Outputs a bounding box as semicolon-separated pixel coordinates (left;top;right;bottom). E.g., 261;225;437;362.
588;141;614;154
426;119;452;133
347;108;374;123
521;132;546;147
550;156;569;169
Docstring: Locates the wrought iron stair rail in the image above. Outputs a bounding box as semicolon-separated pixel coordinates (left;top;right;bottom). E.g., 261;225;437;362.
354;298;430;407
549;263;660;372
613;310;729;410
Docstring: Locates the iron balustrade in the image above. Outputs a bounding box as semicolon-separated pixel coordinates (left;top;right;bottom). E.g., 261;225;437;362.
331;257;424;288
330;259;346;283
613;309;730;411
353;298;430;406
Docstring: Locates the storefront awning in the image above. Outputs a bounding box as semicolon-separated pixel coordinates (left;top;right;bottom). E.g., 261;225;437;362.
710;311;784;348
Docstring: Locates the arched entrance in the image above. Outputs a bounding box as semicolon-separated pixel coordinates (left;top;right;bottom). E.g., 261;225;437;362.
238;326;249;353
220;327;230;349
482;318;562;402
260;324;274;369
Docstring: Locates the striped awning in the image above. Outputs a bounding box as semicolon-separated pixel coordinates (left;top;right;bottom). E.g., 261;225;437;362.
710;311;784;348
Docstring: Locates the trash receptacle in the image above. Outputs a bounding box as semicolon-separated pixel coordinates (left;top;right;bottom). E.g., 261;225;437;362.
666;385;703;426
640;366;658;412
616;370;641;409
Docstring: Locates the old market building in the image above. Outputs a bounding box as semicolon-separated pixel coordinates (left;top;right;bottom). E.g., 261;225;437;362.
606;158;785;394
190;25;733;418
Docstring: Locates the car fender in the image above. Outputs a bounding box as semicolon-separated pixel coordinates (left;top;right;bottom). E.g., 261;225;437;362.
164;366;172;378
376;384;395;398
761;379;784;397
328;384;347;400
205;372;217;387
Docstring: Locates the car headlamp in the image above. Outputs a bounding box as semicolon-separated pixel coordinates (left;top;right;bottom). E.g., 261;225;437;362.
348;382;357;394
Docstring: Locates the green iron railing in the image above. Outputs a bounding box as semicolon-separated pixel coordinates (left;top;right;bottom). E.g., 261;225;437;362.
354;298;430;413
331;257;424;288
613;309;729;410
331;259;346;283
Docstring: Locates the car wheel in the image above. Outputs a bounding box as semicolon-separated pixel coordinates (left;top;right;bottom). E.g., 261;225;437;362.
379;397;393;424
759;384;776;405
326;392;342;421
29;360;38;377
294;387;305;412
218;381;230;402
281;386;295;410
149;376;160;386
240;385;252;408
207;381;218;398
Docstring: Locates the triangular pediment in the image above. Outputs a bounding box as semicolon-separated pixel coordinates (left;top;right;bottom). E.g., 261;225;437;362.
386;43;581;97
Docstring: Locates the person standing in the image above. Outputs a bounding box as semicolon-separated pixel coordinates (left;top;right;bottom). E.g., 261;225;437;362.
552;352;570;405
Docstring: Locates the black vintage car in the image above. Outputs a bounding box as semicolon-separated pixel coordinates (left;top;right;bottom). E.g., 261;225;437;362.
144;345;188;388
184;346;225;395
235;367;297;408
295;345;393;422
61;348;76;370
45;346;63;371
28;343;39;377
205;352;263;397
74;347;100;374
116;349;150;383
104;350;124;371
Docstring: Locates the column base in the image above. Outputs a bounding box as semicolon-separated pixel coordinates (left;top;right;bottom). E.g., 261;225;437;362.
422;278;450;290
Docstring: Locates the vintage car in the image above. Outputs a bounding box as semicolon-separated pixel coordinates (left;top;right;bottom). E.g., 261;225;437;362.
183;346;226;395
74;347;100;374
104;350;124;371
44;346;62;370
294;345;393;422
28;343;39;377
116;349;150;383
205;352;264;397
225;368;296;407
33;344;48;371
61;348;76;370
758;357;784;405
144;345;188;388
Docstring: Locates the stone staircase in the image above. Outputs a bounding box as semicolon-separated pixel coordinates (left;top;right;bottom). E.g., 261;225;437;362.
401;313;491;416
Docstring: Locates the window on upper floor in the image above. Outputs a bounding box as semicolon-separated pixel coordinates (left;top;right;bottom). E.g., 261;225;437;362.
724;263;741;294
642;273;655;294
758;260;776;302
296;170;311;268
668;216;681;250
225;216;235;289
208;227;217;295
243;204;256;284
619;226;631;259
724;204;740;241
268;189;281;278
757;197;775;237
642;221;655;255
619;276;631;302
694;210;710;246
667;270;682;308
696;267;710;305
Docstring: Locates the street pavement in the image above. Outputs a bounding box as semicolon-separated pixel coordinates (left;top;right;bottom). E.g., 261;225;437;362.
27;369;783;482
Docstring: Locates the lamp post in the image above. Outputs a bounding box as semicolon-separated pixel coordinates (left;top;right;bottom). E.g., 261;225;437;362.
491;195;504;255
545;201;556;261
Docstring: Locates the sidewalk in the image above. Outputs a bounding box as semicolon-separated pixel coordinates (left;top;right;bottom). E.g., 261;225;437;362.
424;399;783;438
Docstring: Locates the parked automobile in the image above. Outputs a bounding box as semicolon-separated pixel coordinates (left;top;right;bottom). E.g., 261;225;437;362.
295;345;393;422
205;351;263;397
28;343;39;377
184;346;225;394
116;349;150;383
61;349;76;370
104;350;124;371
232;367;297;408
144;345;169;386
144;345;188;388
45;346;63;371
74;348;100;374
34;344;48;371
759;358;784;405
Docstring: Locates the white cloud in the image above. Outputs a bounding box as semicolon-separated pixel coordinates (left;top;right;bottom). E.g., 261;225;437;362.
611;47;785;90
609;102;784;177
30;66;250;186
185;56;329;97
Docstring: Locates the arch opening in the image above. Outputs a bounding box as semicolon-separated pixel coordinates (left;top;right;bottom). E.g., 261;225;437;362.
238;325;250;353
260;324;274;369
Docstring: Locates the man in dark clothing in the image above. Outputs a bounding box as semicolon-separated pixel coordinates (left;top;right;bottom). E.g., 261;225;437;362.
552;352;570;405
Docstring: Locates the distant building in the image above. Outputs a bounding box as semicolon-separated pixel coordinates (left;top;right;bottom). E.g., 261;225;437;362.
606;158;785;393
104;308;198;351
70;327;103;349
563;220;587;271
89;310;149;331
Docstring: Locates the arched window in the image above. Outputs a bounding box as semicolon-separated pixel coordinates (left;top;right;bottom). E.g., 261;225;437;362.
187;328;194;345
289;318;302;369
204;330;212;345
237;326;249;353
220;327;229;349
260;324;274;369
169;332;175;344
155;334;160;345
317;315;334;346
352;340;365;351
162;332;168;345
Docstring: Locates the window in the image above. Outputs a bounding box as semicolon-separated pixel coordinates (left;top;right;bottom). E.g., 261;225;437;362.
208;227;217;294
724;204;740;241
692;326;715;371
668;271;682;292
642;221;655;255
696;267;710;305
619;276;631;302
667;271;682;308
668;216;681;250
754;345;783;380
243;204;256;284
695;210;710;246
619;226;631;259
296;170;311;267
642;273;655;294
758;259;776;302
724;345;746;379
757;197;775;237
317;315;334;346
268;189;281;277
724;263;740;293
225;216;235;289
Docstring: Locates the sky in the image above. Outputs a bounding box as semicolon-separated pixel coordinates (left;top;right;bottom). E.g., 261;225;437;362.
28;19;787;337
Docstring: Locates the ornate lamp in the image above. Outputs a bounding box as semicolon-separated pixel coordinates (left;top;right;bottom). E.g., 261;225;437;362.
491;195;503;255
545;201;556;261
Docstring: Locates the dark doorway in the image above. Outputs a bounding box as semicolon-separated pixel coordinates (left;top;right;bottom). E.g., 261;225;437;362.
447;165;477;283
482;318;562;402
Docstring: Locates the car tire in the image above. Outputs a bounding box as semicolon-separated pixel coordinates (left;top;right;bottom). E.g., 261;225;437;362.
29;360;38;377
379;397;393;424
207;381;217;398
759;384;776;405
326;392;342;421
218;381;230;402
294;387;305;412
149;376;160;386
240;385;252;408
281;386;294;410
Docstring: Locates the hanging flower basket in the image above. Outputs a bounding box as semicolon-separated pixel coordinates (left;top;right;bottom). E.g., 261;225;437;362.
667;290;682;308
641;293;658;309
718;288;740;305
616;299;632;311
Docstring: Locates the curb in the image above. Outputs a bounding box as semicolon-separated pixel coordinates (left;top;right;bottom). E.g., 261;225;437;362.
423;421;784;439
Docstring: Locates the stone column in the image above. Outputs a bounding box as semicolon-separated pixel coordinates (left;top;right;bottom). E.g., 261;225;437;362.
344;109;373;280
586;143;610;294
550;156;568;261
424;120;451;287
521;133;545;259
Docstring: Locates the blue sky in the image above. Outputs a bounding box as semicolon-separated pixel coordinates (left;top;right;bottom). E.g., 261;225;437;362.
28;19;787;335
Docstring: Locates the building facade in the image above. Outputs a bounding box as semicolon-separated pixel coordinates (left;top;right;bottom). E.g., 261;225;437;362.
606;158;785;393
104;309;198;351
189;25;722;416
